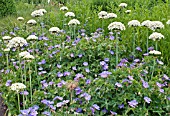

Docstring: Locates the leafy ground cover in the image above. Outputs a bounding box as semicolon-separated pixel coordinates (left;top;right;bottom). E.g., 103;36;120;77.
0;0;170;115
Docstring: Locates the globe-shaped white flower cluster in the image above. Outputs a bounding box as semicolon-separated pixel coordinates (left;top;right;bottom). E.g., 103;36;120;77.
108;22;126;31
7;37;27;48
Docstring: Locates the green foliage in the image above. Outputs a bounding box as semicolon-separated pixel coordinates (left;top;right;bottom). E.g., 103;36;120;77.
0;0;16;17
0;0;170;115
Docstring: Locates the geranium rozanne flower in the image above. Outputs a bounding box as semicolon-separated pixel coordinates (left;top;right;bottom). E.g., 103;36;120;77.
99;71;112;78
128;100;138;108
144;97;152;103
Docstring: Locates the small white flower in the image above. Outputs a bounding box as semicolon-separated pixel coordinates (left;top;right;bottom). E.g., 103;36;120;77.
60;6;68;11
149;32;164;41
26;35;38;41
125;10;131;13
3;48;10;52
17;17;24;21
108;22;126;31
98;11;107;18
119;3;127;7
107;13;117;18
141;20;152;28
49;27;61;33
19;51;30;57
149;50;161;55
128;20;141;27
7;37;27;48
27;19;37;25
68;19;80;25
23;54;35;59
2;36;11;40
148;21;164;30
65;12;75;17
166;20;170;25
10;83;26;92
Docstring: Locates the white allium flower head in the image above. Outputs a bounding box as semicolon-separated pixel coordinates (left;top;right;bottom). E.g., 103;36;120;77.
49;27;61;33
119;3;127;7
149;21;164;30
68;19;80;25
103;15;109;19
7;37;27;48
26;35;38;40
108;22;126;31
17;17;24;21
19;51;30;57
3;48;10;52
128;20;141;27
39;9;47;14
107;13;117;18
2;36;11;40
31;10;44;17
65;12;75;17
10;83;26;92
166;20;170;25
27;19;37;25
23;54;35;59
149;50;161;55
149;32;164;41
60;6;68;11
141;20;152;27
125;10;131;13
98;11;107;18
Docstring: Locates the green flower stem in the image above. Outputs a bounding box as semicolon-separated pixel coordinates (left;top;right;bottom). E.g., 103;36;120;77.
132;29;136;60
146;29;149;53
69;26;72;39
28;63;32;104
73;25;76;39
155;41;158;51
115;31;119;68
32;42;39;84
151;57;156;78
62;15;65;29
70;90;73;104
17;93;20;112
60;36;62;62
102;19;104;31
6;53;9;79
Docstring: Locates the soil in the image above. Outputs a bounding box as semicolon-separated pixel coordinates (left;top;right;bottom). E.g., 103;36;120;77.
0;95;7;116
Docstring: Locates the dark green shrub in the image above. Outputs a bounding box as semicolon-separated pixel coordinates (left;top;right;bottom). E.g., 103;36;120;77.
0;0;16;17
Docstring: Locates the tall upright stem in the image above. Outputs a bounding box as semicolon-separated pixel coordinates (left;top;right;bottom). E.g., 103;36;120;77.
132;29;136;60
146;29;149;53
17;93;20;112
73;25;76;39
151;57;156;78
115;32;119;68
6;53;9;80
155;41;158;51
29;63;32;104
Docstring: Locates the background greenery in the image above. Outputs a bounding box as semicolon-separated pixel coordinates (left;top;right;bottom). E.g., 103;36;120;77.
0;0;170;67
0;0;170;115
